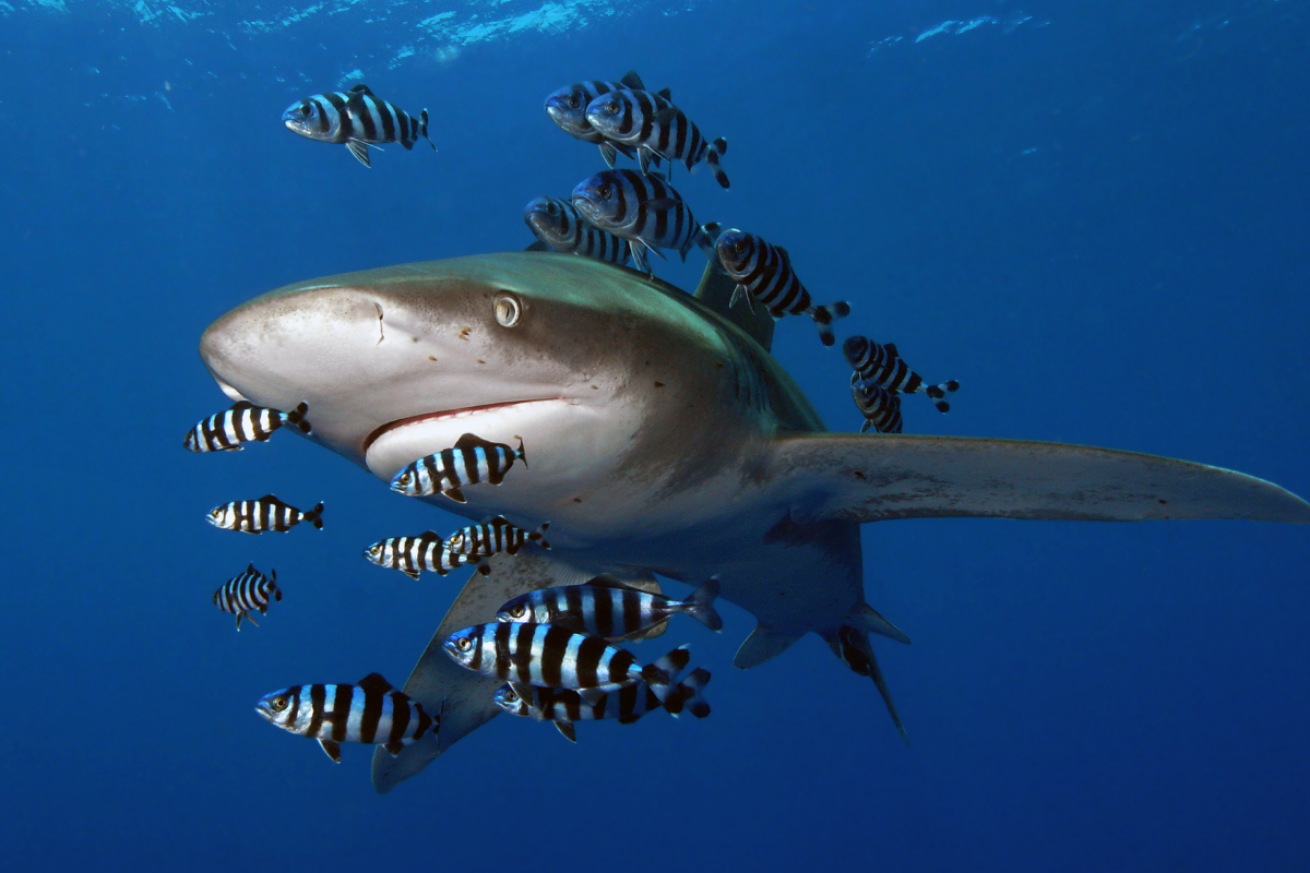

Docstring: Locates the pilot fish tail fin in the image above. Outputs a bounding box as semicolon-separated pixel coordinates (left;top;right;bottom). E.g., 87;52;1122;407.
680;575;723;632
641;644;692;704
513;435;527;469
923;380;961;413
528;521;550;550
304;502;325;530
664;667;712;719
706;137;729;189
420;109;435;150
281;401;312;434
824;626;909;744
809;301;851;347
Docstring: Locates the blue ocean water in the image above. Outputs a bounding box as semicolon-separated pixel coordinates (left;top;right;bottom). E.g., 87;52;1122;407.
2;0;1308;869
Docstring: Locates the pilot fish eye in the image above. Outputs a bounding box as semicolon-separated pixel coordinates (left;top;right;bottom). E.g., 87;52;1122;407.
494;292;522;328
567;93;580;109
734;241;747;254
456;637;472;652
510;604;526;618
271;696;289;712
299;105;311;116
605;101;619;115
504;689;519;702
598;185;612;199
398;473;411;486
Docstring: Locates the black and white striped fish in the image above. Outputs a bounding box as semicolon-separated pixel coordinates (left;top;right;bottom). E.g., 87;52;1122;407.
206;494;323;534
496;575;721;641
524;197;633;266
443;622;689;704
585;88;729;188
447;515;550;563
711;228;851;346
363;531;474;579
183;401;310;453
852;380;903;434
493;667;711;743
571;169;717;274
843;335;959;413
282;84;434;168
255;673;437;763
213;562;281;630
390;433;526;503
543;71;664;168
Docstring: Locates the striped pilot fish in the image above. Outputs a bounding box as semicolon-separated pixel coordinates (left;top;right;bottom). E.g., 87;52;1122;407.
282;84;435;168
496;574;722;641
711;228;851;346
524;197;633;266
183;401;310;453
570;169;717;274
543;70;664;168
852;380;903;434
213;562;280;630
363;531;474;580
207;494;323;534
390;433;526;504
584;87;729;188
447;515;550;562
843;335;959;413
255;673;437;763
494;666;712;743
443;622;690;704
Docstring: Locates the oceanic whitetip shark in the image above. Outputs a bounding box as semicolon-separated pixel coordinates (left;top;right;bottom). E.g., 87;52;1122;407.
198;253;1310;793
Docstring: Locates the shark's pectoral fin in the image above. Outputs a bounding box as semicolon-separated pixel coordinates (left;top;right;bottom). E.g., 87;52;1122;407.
733;622;803;669
768;433;1310;524
371;549;597;794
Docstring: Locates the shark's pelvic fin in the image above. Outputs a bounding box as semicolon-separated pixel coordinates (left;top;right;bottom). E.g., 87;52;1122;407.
769;434;1310;524
370;548;597;794
734;622;804;669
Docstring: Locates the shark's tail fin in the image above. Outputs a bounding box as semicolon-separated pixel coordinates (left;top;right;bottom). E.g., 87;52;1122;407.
304;502;325;530
283;401;312;434
809;301;851;347
824;625;908;744
924;380;960;413
640;644;692;704
679;575;723;632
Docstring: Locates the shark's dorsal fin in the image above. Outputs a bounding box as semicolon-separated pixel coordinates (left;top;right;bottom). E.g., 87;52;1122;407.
694;261;775;352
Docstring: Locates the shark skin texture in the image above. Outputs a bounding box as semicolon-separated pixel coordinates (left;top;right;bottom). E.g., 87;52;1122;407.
196;252;1310;793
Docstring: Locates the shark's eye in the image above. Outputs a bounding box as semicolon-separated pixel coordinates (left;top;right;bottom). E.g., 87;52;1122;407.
270;696;289;712
494;292;522;328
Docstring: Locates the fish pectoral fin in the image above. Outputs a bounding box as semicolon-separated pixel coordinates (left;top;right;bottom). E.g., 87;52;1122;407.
346;139;372;167
767;433;1310;525
317;738;342;763
734;623;802;669
598;141;618;168
553;718;577;743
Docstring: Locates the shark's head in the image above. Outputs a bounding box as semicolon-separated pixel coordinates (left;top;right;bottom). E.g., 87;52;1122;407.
199;253;786;540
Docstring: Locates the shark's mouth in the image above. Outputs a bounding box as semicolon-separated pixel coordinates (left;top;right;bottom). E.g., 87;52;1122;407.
361;398;568;454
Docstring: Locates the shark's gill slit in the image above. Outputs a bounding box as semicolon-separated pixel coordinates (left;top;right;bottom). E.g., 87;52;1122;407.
374;302;384;344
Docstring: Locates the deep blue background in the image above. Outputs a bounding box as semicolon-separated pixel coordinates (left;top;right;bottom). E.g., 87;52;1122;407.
2;1;1308;870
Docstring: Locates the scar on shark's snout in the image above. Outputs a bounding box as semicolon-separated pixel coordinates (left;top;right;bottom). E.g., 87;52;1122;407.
374;303;384;345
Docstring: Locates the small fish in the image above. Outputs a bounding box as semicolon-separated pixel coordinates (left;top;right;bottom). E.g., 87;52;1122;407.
448;515;550;563
255;673;437;763
494;666;712;743
711;228;850;346
585;87;729;188
282;84;434;168
497;575;721;641
213;562;281;630
852;380;903;434
390;433;526;503
207;494;323;534
524;196;633;266
843;336;959;412
827;626;907;743
183;401;310;453
443;622;689;704
571;169;717;274
363;531;471;579
543;71;662;168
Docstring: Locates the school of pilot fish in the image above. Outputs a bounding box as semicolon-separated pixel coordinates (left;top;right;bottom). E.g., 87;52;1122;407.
188;70;965;766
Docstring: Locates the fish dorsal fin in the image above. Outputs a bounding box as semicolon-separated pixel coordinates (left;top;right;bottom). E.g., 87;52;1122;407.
693;261;775;352
884;341;899;358
453;433;486;450
358;672;394;694
656;87;672;100
230;400;254;410
776;245;792;264
349;83;374;96
258;493;278;502
619;70;645;90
